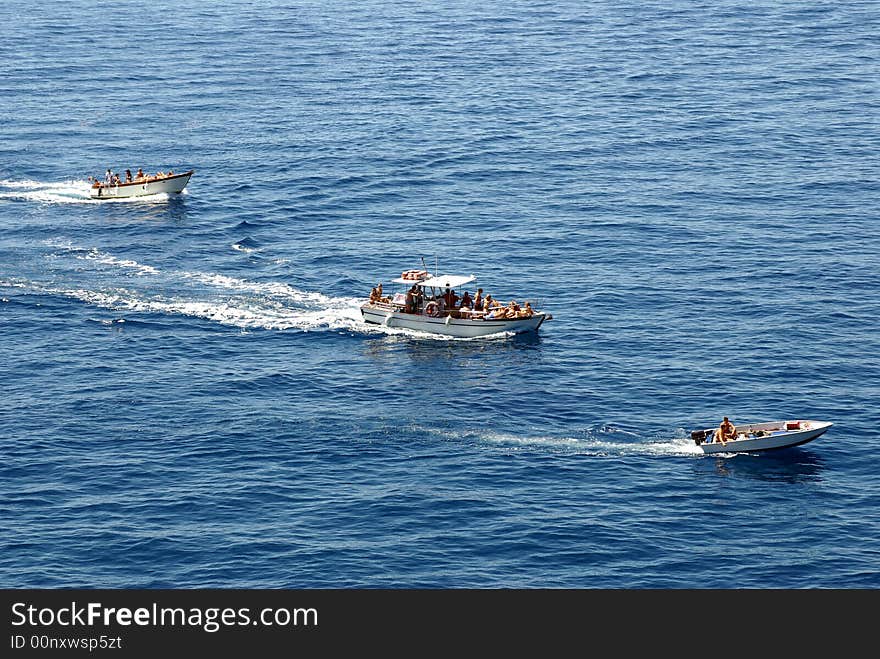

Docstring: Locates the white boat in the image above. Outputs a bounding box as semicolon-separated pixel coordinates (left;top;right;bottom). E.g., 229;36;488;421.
691;420;833;454
360;269;551;338
89;170;193;199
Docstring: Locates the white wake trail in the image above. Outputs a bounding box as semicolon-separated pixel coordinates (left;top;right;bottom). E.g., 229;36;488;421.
0;178;173;204
17;242;523;339
423;425;704;456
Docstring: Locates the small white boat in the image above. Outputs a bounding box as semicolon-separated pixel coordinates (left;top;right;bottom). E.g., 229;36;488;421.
89;170;193;199
360;269;551;338
691;420;833;454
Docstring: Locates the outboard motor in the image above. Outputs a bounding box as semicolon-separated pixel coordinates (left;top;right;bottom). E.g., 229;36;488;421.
691;429;709;445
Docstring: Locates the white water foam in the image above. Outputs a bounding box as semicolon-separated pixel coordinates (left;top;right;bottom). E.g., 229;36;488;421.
19;242;528;339
78;290;361;331
83;249;160;276
423;425;704;456
370;325;517;341
14;242;366;331
0;179;172;204
179;271;338;307
45;241;160;275
9;280;366;332
0;179;90;203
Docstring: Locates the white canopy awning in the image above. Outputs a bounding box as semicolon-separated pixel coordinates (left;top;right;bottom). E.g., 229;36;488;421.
411;274;476;289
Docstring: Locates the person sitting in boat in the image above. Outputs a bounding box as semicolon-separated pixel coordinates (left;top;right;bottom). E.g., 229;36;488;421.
156;170;165;178
473;288;483;310
112;173;121;185
125;169;133;183
167;169;174;176
516;301;534;318
713;416;736;446
369;283;388;304
443;287;459;310
504;300;521;318
136;168;145;180
459;291;473;310
485;297;509;319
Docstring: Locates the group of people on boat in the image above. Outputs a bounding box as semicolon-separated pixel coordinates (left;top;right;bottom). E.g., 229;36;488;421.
437;286;534;319
370;283;534;320
369;283;390;304
88;167;175;188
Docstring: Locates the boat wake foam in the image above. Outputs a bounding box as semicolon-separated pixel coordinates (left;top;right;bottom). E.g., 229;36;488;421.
72;246;160;276
0;179;172;204
232;239;260;254
0;241;358;332
3;275;366;332
422;425;704;456
365;325;519;341
0;241;541;340
4;241;523;340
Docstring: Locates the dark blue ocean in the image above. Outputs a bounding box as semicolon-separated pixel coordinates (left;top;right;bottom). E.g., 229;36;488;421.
1;0;878;589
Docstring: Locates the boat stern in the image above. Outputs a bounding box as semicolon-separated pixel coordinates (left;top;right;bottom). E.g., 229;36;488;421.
691;429;712;445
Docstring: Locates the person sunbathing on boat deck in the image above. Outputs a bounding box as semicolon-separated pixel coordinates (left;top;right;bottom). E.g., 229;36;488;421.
497;301;520;319
713;416;736;446
485;297;510;319
516;301;534;318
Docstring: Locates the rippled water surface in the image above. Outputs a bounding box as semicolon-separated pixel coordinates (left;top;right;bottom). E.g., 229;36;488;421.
1;0;879;588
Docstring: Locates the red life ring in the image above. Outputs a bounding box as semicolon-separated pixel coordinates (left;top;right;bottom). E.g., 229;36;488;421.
425;301;440;317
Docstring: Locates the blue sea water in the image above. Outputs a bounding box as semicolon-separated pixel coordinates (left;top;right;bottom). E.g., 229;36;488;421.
1;0;879;588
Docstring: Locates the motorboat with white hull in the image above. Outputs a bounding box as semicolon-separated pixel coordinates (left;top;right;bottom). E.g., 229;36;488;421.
89;170;194;199
360;269;551;338
691;420;832;454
